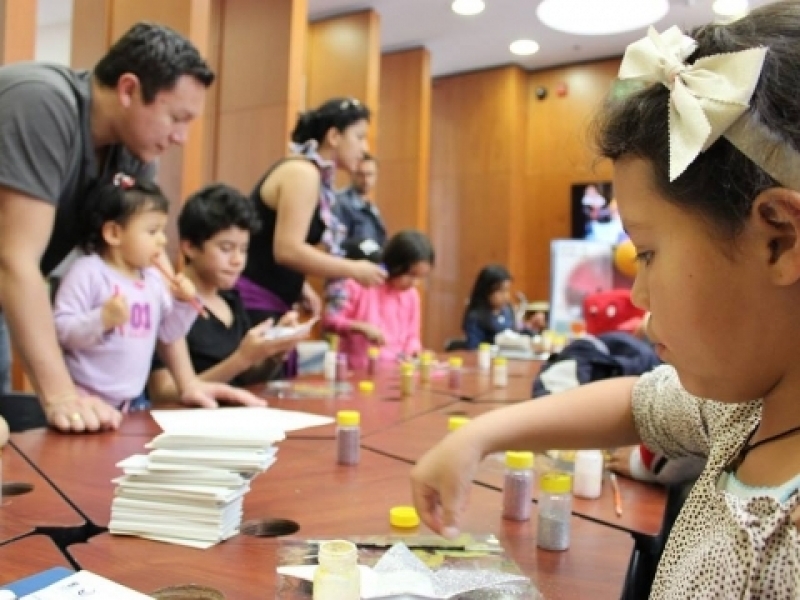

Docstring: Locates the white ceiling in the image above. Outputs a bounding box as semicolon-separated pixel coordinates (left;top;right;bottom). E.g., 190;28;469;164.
308;0;779;76
39;0;779;77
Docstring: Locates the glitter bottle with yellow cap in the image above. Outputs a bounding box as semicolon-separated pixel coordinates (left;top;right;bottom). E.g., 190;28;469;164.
447;356;463;389
336;410;360;466
502;451;534;521
419;350;434;384
536;472;572;551
400;362;415;396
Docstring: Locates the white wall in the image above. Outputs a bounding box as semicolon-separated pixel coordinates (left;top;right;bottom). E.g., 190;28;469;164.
35;22;72;64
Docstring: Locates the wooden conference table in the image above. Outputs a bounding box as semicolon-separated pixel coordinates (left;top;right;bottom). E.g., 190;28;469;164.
3;354;659;598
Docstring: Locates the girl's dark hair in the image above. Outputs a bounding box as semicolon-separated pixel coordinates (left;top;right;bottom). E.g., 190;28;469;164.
94;22;214;103
594;1;800;242
179;183;261;251
382;230;435;278
291;97;371;146
79;175;169;253
466;265;512;311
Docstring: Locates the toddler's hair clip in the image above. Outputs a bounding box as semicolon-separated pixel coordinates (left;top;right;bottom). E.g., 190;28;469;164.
113;172;135;189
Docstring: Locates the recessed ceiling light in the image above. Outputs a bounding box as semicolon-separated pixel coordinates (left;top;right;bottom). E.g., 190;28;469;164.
510;39;540;56
537;0;669;36
451;0;485;16
712;0;749;17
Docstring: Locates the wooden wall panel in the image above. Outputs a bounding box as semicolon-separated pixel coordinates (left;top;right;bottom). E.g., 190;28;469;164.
0;0;36;64
428;66;526;351
377;48;430;233
213;0;307;192
520;59;619;302
307;10;380;152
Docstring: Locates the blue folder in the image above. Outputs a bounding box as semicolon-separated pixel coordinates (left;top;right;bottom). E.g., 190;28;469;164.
0;567;74;596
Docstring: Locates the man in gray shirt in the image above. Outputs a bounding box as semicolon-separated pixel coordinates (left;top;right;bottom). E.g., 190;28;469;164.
0;22;260;433
334;153;387;248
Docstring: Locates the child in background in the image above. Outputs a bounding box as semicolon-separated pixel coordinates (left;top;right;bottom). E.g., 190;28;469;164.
55;175;202;412
412;5;800;596
323;231;434;369
461;265;516;349
148;184;307;403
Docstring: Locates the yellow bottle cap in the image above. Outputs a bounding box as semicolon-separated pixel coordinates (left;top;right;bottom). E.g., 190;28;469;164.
420;350;434;364
540;472;572;494
389;506;420;528
493;356;507;366
358;381;374;393
478;343;491;350
368;346;380;358
448;356;463;368
329;334;339;352
448;416;470;431
505;451;534;469
336;410;360;426
401;362;415;375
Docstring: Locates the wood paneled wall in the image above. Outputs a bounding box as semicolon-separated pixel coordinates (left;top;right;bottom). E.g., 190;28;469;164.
212;0;307;193
427;66;528;351
426;59;619;350
0;0;36;64
307;10;381;153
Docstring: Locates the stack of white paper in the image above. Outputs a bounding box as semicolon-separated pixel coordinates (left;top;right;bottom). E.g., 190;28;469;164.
109;409;301;549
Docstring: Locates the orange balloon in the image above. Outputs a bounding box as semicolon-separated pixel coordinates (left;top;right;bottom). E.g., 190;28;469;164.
613;239;638;279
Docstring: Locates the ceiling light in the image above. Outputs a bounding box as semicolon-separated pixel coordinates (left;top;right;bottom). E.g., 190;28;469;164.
510;39;540;56
537;0;669;36
451;0;485;16
712;0;749;18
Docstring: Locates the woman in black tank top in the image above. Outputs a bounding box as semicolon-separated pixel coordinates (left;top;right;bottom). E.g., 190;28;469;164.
236;98;387;327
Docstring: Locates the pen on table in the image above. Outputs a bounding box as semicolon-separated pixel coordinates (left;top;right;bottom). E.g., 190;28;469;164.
609;472;623;517
151;258;208;318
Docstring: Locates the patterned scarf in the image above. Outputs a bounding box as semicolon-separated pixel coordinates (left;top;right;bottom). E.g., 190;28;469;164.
288;140;346;256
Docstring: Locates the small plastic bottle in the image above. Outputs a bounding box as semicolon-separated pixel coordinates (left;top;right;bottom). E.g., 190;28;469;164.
419;350;434;384
367;346;380;376
336;410;360;466
448;356;463;389
477;343;492;371
313;539;360;600
323;349;337;381
573;450;604;499
447;415;470;432
400;362;415;396
492;356;508;388
336;353;348;382
537;472;572;551
502;451;534;521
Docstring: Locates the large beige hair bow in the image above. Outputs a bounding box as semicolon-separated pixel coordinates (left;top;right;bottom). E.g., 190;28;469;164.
618;26;800;191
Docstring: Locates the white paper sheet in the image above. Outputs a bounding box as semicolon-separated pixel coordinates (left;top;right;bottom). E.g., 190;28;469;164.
151;407;334;434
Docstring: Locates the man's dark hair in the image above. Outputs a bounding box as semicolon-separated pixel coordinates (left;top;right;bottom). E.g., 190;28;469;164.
94;22;215;103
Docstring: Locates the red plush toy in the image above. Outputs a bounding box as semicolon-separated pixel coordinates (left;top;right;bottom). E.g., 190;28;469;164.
582;289;646;336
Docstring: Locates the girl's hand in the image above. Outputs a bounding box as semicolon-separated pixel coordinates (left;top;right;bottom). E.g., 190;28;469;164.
102;290;129;331
410;431;483;538
300;283;322;317
354;322;386;345
350;260;387;287
170;272;198;304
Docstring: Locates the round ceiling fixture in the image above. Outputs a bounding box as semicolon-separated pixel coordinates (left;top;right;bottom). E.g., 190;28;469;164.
510;39;540;56
712;0;749;19
451;0;485;16
536;0;669;36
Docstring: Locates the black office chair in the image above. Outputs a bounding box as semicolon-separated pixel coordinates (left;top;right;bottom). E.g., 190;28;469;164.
444;338;469;352
620;479;696;599
0;392;47;432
